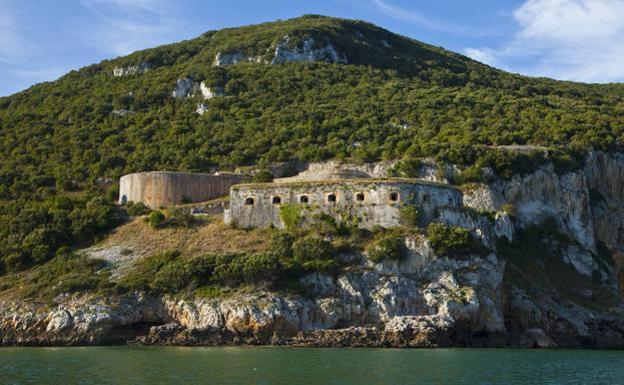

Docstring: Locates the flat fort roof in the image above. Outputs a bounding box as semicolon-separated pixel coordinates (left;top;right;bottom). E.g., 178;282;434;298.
232;177;459;191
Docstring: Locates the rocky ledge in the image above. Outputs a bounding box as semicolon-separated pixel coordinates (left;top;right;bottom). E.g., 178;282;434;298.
2;243;623;348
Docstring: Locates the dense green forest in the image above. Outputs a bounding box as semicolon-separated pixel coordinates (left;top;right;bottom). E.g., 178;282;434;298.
1;14;624;273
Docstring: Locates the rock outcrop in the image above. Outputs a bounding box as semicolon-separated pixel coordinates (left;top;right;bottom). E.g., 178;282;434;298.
3;151;624;348
213;36;346;67
112;63;150;77
0;235;509;347
271;37;346;65
199;82;224;99
172;77;198;99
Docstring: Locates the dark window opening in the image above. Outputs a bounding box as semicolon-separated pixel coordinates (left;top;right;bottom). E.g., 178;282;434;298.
272;196;281;205
327;194;337;203
300;195;309;203
389;192;399;202
245;197;255;206
422;194;430;202
356;193;365;201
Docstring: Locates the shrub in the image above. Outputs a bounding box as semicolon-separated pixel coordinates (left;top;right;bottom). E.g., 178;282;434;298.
105;184;119;202
312;212;343;235
292;235;334;263
279;203;302;231
252;170;274;183
426;222;475;257
119;250;182;293
127;202;151;216
399;204;421;227
392;158;421;178
169;207;196;227
148;211;166;228
550;150;583;175
270;231;295;259
367;233;407;263
242;253;279;283
5;252;31;272
151;260;192;293
501;203;517;217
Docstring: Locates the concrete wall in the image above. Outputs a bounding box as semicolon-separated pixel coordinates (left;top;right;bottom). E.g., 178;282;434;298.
119;171;246;208
224;179;462;229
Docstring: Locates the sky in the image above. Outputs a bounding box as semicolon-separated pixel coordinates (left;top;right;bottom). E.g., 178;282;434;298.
1;0;624;96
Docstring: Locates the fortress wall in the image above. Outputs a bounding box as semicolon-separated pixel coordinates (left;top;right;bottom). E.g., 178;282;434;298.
119;171;246;208
225;180;462;229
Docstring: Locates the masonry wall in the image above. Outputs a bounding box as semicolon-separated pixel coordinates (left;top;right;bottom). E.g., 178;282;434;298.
119;171;246;208
225;179;462;229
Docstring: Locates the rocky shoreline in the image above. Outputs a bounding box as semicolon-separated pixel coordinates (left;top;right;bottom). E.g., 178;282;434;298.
4;150;624;349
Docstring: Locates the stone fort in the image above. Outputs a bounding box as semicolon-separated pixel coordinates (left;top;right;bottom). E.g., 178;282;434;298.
119;163;462;230
119;171;247;208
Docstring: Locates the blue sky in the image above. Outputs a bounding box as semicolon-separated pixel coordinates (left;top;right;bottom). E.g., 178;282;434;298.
1;0;624;96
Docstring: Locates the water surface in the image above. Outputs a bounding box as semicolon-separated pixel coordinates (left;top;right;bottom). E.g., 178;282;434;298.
0;346;623;385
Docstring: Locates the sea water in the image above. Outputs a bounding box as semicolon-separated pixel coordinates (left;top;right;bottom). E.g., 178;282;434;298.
0;346;622;385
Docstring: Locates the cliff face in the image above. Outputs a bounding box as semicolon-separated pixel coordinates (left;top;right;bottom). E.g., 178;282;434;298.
0;244;506;347
2;151;624;348
463;151;624;284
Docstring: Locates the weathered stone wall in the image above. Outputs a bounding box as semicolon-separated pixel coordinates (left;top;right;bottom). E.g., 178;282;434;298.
274;160;397;183
119;171;246;208
225;179;461;229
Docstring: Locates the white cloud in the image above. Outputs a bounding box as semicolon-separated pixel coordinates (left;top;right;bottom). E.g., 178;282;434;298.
463;48;499;67
81;0;169;16
465;0;624;82
79;0;187;56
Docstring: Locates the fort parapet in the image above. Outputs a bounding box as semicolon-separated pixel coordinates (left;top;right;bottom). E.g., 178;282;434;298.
119;171;247;208
224;178;462;229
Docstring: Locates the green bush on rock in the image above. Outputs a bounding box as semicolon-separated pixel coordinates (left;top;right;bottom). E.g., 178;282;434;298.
367;233;407;263
426;222;480;257
148;211;166;228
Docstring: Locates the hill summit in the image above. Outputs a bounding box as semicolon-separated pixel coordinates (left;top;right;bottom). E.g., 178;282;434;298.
0;14;624;273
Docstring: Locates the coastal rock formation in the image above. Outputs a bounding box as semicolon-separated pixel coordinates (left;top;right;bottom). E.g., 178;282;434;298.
3;152;624;348
0;242;506;346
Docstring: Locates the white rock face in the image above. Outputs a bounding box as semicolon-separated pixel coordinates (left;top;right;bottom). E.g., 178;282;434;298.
213;52;264;66
113;63;150;77
271;37;347;65
195;103;207;115
172;77;199;99
199;82;224;99
111;109;133;117
494;212;514;242
46;310;73;332
213;37;346;67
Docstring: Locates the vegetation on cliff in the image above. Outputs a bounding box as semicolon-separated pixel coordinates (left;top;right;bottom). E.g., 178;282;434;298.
1;14;624;275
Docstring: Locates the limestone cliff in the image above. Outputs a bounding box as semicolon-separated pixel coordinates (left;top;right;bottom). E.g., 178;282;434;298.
2;152;624;348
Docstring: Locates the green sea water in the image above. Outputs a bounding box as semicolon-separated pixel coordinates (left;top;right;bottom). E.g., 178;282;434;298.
0;347;622;385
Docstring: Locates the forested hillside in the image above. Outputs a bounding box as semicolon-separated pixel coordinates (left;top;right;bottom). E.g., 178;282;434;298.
1;14;624;273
